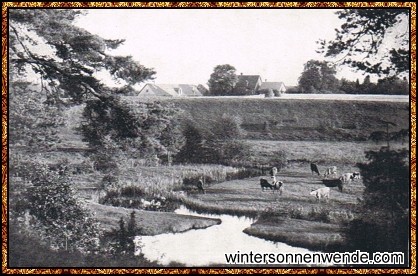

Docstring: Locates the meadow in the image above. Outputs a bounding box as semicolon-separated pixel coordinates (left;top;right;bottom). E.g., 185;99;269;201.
9;95;410;265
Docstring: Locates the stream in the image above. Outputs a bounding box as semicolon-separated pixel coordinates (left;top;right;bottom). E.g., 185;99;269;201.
134;205;314;266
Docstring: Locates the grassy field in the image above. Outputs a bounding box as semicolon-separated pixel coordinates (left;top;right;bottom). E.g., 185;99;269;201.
124;96;409;141
243;140;408;166
171;140;409;252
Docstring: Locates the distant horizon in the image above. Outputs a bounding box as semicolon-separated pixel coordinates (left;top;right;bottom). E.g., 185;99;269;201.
74;9;389;88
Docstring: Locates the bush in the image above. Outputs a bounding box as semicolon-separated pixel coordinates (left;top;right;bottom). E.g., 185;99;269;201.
343;147;409;260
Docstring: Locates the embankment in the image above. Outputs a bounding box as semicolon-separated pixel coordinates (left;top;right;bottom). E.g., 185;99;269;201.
146;97;409;141
85;202;221;235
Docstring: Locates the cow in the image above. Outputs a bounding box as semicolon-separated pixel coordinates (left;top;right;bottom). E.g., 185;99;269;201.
322;178;344;192
323;166;337;178
340;173;353;183
310;187;330;202
350;172;361;180
310;163;320;176
260;178;283;194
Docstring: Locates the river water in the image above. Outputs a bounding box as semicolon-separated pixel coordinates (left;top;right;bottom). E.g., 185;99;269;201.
134;205;314;266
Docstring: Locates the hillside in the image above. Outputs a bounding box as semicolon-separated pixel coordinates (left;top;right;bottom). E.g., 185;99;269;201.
123;96;409;142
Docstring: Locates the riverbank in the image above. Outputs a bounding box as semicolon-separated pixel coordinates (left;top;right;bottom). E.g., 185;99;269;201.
85;202;221;235
243;218;345;252
177;166;361;253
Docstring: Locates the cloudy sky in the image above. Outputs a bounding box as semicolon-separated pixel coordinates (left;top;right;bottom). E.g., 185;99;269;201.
74;9;367;87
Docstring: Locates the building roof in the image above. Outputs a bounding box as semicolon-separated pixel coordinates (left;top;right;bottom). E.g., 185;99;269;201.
235;75;262;90
259;82;286;91
138;84;175;97
138;83;203;97
178;84;203;96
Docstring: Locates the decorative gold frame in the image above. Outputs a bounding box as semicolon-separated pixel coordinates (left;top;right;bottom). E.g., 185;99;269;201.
1;2;416;274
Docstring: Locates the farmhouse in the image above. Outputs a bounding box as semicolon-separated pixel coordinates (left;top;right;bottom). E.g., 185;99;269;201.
233;74;263;95
138;83;203;97
259;81;287;94
233;74;287;96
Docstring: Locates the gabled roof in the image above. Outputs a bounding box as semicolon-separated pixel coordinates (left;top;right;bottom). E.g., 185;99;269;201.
234;75;262;91
178;84;203;96
156;84;182;97
138;83;203;97
138;84;174;97
259;82;286;91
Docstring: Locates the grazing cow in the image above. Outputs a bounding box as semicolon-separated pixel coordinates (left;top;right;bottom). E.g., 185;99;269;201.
310;163;320;176
322;178;344;192
323;166;337;178
350;172;361;180
260;178;283;194
310;187;330;202
340;173;353;183
140;198;152;208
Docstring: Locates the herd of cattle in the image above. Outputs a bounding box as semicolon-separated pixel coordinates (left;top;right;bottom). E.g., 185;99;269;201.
258;163;361;202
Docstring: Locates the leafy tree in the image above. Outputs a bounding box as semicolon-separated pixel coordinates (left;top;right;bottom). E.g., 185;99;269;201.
298;60;339;93
9;81;65;151
81;98;184;166
197;84;209;96
207;64;239;96
23;163;102;253
339;78;357;94
345;148;409;259
375;76;409;95
10;10;155;103
175;123;206;164
9;10;184;166
319;9;409;76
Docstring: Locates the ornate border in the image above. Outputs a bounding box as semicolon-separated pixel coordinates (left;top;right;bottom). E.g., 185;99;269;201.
1;2;416;274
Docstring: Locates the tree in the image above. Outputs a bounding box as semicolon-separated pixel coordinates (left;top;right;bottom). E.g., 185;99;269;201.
9;81;64;151
10;9;184;168
196;84;209;96
10;10;155;103
298;60;339;93
207;64;238;96
23;163;101;253
175;123;206;164
319;9;409;77
345;148;409;258
375;76;409;95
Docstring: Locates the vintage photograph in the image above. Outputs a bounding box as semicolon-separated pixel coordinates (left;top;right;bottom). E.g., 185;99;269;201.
4;3;413;272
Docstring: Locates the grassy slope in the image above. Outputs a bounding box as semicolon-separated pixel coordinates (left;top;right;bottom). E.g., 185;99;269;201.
147;97;409;141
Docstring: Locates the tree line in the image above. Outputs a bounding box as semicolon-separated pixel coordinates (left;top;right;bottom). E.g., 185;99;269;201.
293;60;409;95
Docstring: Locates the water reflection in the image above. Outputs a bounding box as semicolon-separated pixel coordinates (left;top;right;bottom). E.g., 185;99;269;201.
135;205;313;266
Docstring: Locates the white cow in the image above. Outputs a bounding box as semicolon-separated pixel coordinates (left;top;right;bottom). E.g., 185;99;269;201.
323;166;338;178
140;198;152;208
310;187;330;202
340;173;353;183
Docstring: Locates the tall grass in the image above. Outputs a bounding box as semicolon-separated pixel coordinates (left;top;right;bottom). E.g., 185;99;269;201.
97;162;262;210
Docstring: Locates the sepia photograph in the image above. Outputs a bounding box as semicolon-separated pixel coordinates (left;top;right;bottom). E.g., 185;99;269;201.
3;2;414;273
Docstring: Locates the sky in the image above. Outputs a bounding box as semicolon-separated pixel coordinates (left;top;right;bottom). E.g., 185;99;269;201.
74;9;369;87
